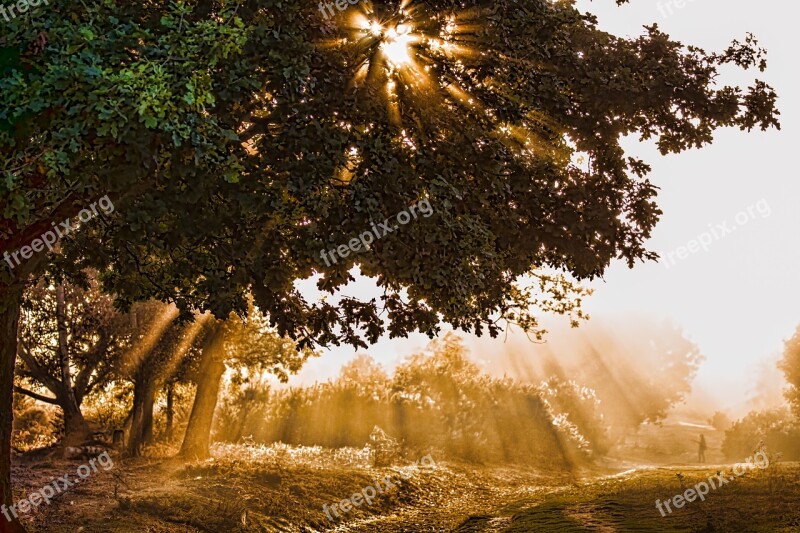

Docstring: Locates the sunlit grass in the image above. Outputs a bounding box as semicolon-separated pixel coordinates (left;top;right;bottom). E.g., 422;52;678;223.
211;441;374;469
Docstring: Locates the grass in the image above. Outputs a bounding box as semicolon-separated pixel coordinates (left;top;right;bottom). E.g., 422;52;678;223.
12;443;800;532
456;461;800;532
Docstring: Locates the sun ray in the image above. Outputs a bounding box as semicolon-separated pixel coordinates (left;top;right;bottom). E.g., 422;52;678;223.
124;304;180;370
160;312;213;381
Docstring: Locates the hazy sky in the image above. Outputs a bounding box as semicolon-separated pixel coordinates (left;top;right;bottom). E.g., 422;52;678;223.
573;0;800;409
289;0;799;413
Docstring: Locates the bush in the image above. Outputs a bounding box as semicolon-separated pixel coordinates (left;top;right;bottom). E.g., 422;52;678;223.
722;408;800;461
537;377;610;458
368;426;402;466
709;411;733;431
81;383;132;434
12;394;57;451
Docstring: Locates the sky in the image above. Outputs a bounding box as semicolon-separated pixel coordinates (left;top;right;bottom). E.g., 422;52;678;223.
287;0;800;415
572;0;800;410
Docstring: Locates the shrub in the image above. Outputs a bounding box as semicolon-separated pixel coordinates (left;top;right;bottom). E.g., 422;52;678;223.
12;395;57;451
722;408;800;461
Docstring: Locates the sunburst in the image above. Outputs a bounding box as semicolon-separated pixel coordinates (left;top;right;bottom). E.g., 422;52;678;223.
318;1;569;169
380;23;416;67
333;2;482;118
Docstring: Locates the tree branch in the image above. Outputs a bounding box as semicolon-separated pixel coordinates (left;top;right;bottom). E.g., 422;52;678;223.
73;332;110;402
16;340;61;393
13;386;60;405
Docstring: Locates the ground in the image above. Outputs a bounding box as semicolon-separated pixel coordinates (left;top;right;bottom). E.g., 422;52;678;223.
8;422;800;532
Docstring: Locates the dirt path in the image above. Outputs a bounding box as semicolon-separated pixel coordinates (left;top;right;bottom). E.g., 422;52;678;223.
333;461;794;532
329;464;640;532
331;469;569;533
445;462;800;532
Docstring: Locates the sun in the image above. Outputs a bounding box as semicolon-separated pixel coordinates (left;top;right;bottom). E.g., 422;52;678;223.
316;2;573;179
340;5;473;90
354;17;420;69
326;2;486;128
381;23;415;66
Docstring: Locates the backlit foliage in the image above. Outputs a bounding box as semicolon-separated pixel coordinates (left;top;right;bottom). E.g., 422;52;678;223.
1;0;779;350
216;334;611;464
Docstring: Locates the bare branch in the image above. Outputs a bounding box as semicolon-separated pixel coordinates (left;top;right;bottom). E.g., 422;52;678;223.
13;386;60;405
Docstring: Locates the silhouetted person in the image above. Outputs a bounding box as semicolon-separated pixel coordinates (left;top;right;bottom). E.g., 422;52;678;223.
698;433;707;463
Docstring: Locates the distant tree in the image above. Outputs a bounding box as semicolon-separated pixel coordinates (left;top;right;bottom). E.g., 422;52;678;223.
393;333;504;459
722;408;800;461
215;380;271;445
570;320;704;436
709;411;733;432
217;328;331;445
243;335;576;463
778;325;800;416
117;301;197;457
340;354;389;386
14;275;127;445
16;279;200;453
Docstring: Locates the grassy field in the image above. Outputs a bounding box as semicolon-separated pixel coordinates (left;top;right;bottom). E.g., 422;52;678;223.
455;462;800;532
10;442;800;532
12;443;570;532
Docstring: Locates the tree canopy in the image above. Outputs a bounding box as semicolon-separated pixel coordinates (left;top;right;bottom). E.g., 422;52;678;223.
1;0;779;344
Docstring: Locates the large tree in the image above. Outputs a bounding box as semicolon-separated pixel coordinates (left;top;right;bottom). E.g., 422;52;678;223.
0;0;780;529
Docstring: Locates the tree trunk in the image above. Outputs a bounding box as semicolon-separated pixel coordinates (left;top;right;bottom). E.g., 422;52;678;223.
127;375;157;457
61;395;91;447
0;287;27;533
165;382;174;441
180;328;226;460
142;389;155;446
55;284;90;447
